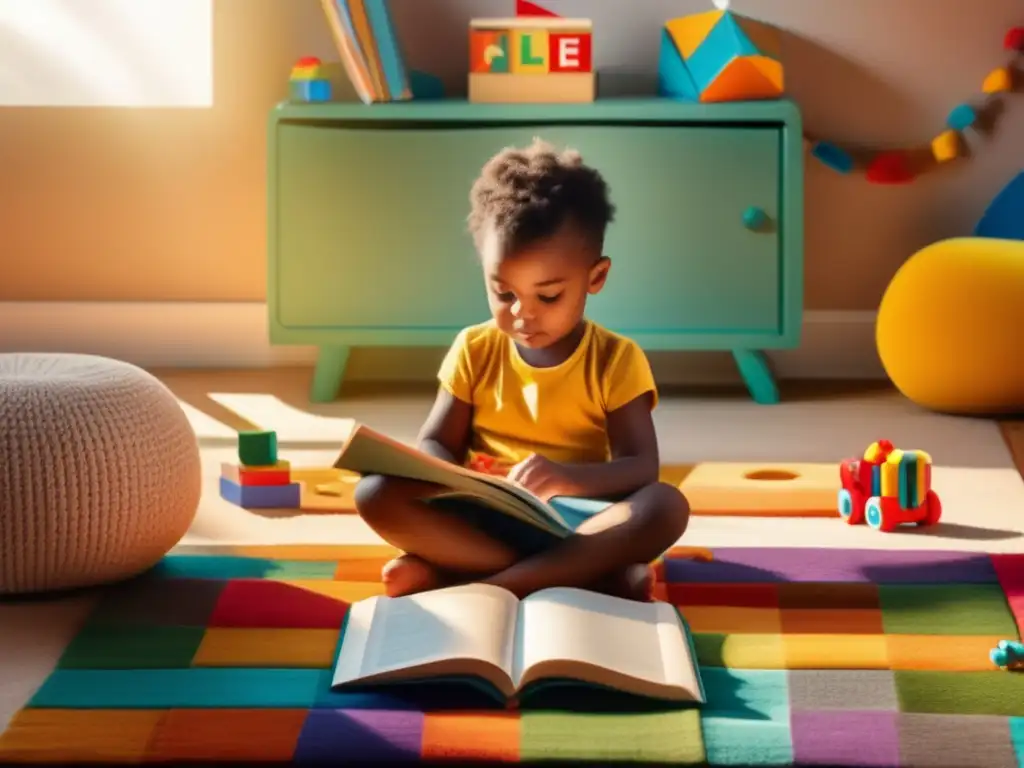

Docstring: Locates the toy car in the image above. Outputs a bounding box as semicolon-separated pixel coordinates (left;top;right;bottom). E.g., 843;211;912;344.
837;439;942;532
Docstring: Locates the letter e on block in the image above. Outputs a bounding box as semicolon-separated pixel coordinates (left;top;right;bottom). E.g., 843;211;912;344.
549;32;592;73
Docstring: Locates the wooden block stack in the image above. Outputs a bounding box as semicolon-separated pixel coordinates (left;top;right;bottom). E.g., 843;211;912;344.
288;56;333;103
220;430;302;510
468;16;594;104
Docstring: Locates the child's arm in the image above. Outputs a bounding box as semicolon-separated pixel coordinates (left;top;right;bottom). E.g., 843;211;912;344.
508;392;659;500
416;388;474;465
563;391;659;497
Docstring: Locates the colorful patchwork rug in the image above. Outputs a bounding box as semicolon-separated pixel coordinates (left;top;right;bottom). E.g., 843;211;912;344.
1;545;1023;766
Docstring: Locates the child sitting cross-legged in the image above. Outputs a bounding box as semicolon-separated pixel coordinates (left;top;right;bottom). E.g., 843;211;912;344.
355;138;690;601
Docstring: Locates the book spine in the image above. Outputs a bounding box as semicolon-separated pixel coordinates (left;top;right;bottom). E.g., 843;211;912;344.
329;0;378;103
346;0;389;100
364;0;412;100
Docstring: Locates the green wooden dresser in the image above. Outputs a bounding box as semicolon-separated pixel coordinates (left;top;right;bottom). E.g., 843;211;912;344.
266;97;804;403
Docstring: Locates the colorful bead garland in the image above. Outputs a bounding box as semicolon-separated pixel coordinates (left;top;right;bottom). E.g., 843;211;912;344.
805;27;1023;184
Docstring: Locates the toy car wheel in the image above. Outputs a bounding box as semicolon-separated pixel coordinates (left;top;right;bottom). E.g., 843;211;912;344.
865;496;898;532
837;488;864;525
838;489;853;521
921;490;942;526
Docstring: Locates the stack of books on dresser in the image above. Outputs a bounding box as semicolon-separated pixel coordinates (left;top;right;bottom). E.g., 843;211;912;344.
318;0;412;103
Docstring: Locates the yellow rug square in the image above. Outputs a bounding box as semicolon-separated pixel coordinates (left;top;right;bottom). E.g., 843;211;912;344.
782;634;890;669
192;628;340;667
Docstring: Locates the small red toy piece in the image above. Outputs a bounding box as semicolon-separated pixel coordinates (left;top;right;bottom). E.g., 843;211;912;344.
866;152;915;185
468;453;510;477
837;440;942;532
1004;27;1024;52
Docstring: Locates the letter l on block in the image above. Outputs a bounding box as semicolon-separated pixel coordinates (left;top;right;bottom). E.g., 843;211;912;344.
521;34;545;65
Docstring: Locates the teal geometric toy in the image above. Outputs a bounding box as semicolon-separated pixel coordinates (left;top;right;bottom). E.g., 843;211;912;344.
946;104;977;131
658;8;784;103
811;142;855;174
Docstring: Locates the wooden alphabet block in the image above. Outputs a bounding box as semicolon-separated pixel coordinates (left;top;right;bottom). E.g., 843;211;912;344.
468;17;595;103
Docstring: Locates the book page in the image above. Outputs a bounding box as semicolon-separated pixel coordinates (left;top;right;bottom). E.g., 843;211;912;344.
333;583;520;689
333;424;571;535
515;588;703;701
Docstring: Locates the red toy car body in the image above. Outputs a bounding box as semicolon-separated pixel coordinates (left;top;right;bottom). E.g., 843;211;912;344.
837;439;942;532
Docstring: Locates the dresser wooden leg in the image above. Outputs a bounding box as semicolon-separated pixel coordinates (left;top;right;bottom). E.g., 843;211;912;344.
732;349;779;404
310;346;351;403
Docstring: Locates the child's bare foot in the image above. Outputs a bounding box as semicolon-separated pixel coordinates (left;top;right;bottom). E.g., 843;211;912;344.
594;564;654;602
381;555;444;597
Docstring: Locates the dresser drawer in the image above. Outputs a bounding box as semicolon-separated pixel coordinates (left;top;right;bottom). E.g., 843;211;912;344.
563;126;781;335
272;123;781;335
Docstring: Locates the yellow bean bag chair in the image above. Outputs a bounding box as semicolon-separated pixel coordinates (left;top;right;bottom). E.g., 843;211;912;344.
876;237;1024;415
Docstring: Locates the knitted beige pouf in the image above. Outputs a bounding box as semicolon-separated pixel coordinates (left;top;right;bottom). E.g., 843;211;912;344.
0;354;201;595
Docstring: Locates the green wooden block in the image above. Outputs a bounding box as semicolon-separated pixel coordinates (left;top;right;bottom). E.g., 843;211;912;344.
878;584;1019;636
56;625;206;669
238;430;278;466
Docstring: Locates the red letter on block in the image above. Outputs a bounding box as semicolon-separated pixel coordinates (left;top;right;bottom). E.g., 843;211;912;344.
549;33;591;73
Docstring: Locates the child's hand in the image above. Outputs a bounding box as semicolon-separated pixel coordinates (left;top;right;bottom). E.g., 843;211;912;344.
506;454;576;501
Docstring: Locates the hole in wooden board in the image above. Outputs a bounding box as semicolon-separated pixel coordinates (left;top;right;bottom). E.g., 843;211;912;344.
744;469;800;481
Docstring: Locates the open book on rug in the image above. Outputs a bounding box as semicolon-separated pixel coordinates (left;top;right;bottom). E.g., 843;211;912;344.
331;582;705;708
333;423;574;538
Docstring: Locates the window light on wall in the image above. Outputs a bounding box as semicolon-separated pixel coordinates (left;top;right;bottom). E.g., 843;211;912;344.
0;0;212;107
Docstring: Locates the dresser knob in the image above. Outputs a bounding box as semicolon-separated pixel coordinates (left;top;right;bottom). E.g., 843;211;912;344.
742;206;769;231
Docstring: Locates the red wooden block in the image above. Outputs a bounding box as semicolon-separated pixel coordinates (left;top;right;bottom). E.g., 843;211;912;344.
208;579;349;629
664;582;779;608
221;463;291;486
866;152;915;184
240;470;291;486
548;32;592;73
1004;27;1024;51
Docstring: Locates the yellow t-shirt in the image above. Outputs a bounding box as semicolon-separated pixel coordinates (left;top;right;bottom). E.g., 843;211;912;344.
437;319;658;467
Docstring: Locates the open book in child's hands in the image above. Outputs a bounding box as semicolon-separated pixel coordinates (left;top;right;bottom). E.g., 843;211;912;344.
331;582;706;708
332;423;574;538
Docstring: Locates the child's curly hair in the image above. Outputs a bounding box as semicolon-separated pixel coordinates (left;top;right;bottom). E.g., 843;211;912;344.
468;138;616;254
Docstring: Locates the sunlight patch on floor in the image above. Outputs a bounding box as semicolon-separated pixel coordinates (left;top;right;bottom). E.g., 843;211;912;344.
206;393;354;444
176;398;238;440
